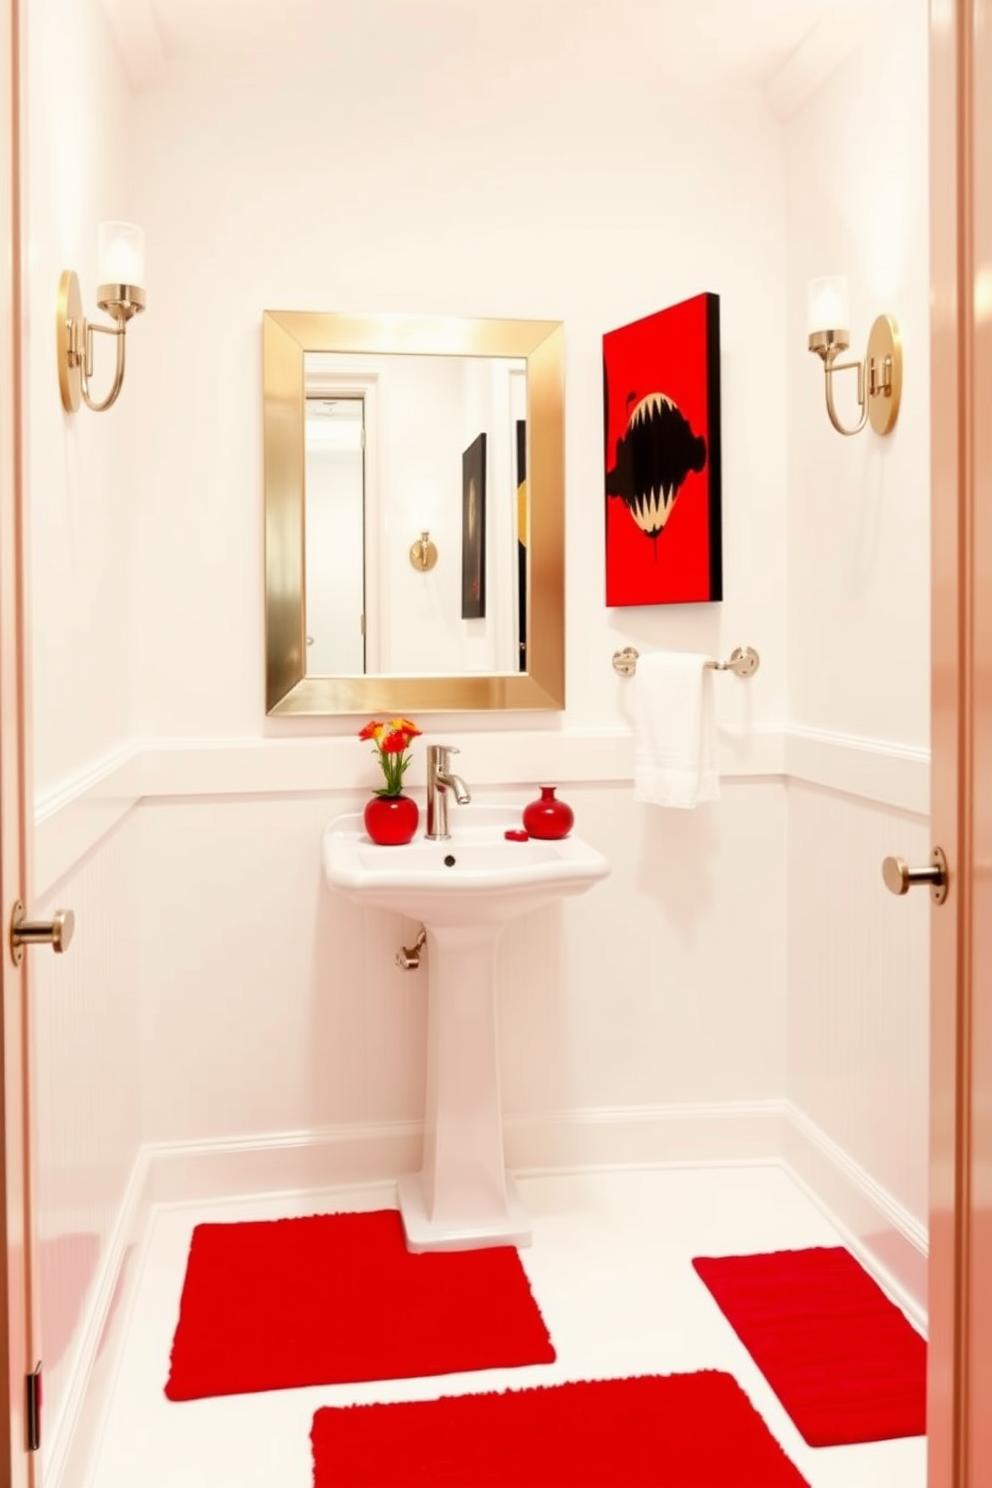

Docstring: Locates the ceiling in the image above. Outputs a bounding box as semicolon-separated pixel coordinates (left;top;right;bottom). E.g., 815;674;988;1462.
100;0;897;119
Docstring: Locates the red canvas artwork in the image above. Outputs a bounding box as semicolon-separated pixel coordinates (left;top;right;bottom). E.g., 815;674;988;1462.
604;292;722;606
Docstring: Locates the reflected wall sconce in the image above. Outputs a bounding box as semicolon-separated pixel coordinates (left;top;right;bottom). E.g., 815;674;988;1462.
57;221;146;413
408;530;438;572
807;276;902;436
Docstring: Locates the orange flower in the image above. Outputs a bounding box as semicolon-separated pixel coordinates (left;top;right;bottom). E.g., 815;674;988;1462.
389;717;421;738
359;716;420;796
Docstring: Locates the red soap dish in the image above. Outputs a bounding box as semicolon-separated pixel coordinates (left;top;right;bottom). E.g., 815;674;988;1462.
504;829;530;842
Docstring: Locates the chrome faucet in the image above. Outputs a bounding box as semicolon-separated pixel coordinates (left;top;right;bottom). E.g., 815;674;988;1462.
426;744;471;840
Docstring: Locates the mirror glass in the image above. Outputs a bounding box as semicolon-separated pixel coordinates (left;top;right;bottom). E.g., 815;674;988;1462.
264;311;565;715
303;351;527;679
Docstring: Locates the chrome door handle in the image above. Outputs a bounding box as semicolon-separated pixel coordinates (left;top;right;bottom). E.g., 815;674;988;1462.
9;902;75;965
882;847;948;905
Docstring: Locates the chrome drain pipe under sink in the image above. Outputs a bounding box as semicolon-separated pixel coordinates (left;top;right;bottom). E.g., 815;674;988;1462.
396;925;427;970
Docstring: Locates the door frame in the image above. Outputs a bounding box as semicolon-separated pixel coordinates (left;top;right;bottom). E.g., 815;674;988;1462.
0;0;37;1480
927;0;992;1484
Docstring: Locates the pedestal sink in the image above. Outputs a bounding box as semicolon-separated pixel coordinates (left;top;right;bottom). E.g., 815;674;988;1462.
322;804;610;1251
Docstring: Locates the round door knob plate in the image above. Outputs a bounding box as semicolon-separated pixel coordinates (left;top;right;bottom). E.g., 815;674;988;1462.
882;847;948;905
9;902;76;965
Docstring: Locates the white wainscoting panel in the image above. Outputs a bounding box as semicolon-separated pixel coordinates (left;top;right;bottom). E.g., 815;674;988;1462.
33;725;929;905
31;811;144;1485
133;778;788;1147
30;725;932;1488
787;779;930;1231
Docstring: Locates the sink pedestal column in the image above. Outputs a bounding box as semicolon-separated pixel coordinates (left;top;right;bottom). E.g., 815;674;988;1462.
397;921;531;1252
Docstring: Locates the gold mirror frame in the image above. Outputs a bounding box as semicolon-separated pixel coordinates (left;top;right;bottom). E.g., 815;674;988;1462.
263;310;565;715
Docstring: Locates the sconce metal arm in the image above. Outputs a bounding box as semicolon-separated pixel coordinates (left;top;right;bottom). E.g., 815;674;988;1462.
80;321;127;414
57;268;145;415
821;352;869;437
809;313;901;438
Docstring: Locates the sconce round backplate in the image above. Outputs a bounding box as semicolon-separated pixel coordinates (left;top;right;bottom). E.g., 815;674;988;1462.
409;535;438;572
867;314;902;435
56;270;82;413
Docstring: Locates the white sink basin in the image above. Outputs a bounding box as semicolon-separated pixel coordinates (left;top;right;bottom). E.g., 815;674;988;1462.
322;800;611;1253
322;804;610;926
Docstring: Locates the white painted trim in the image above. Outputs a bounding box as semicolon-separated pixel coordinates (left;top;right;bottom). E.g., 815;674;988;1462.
784;725;930;817
504;1100;785;1172
134;725;784;797
782;1102;928;1330
45;1147;152;1488
32;725;929;898
142;1123;425;1208
33;741;143;899
97;0;166;93
135;1108;926;1327
765;0;896;122
52;1099;929;1484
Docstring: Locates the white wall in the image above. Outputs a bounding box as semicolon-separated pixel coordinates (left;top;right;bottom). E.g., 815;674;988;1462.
786;3;930;749
784;0;931;1239
25;0;141;793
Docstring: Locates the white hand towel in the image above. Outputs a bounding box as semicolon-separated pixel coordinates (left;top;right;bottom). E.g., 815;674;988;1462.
632;651;720;808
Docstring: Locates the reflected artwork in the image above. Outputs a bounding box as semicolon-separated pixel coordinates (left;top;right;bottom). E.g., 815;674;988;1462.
461;432;487;619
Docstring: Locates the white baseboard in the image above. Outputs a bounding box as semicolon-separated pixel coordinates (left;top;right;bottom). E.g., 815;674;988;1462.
142;1122;425;1207
782;1102;928;1330
44;1147;153;1488
52;1101;929;1486
504;1100;785;1172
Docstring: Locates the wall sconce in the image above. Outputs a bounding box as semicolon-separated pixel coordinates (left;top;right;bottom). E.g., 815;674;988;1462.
57;221;146;413
408;530;438;572
807;276;902;436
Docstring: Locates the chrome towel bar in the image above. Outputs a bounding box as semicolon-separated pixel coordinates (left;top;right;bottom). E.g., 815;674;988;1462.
612;645;760;680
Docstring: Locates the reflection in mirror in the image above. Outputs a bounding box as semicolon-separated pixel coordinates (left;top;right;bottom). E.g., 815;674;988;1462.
303;353;527;679
304;395;366;675
264;311;565;716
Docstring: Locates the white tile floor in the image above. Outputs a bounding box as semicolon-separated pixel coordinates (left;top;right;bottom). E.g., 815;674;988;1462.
82;1166;927;1488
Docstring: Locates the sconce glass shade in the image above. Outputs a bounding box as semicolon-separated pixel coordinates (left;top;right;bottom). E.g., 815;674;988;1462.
97;221;145;290
808;276;850;352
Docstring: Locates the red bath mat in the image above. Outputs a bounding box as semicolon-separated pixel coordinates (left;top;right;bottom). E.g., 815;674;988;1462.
691;1246;926;1445
311;1371;811;1487
165;1209;555;1401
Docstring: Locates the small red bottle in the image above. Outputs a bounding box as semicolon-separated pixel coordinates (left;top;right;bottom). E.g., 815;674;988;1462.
522;785;574;840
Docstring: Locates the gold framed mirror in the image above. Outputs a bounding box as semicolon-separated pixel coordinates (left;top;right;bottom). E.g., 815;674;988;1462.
263;310;565;715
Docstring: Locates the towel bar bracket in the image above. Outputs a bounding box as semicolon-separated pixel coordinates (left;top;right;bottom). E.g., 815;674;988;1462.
611;645;760;680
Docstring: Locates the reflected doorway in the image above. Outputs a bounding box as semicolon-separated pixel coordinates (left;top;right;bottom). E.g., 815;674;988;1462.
304;395;366;675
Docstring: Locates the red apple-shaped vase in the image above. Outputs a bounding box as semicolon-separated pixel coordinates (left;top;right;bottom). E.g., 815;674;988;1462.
522;785;574;840
364;794;419;846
